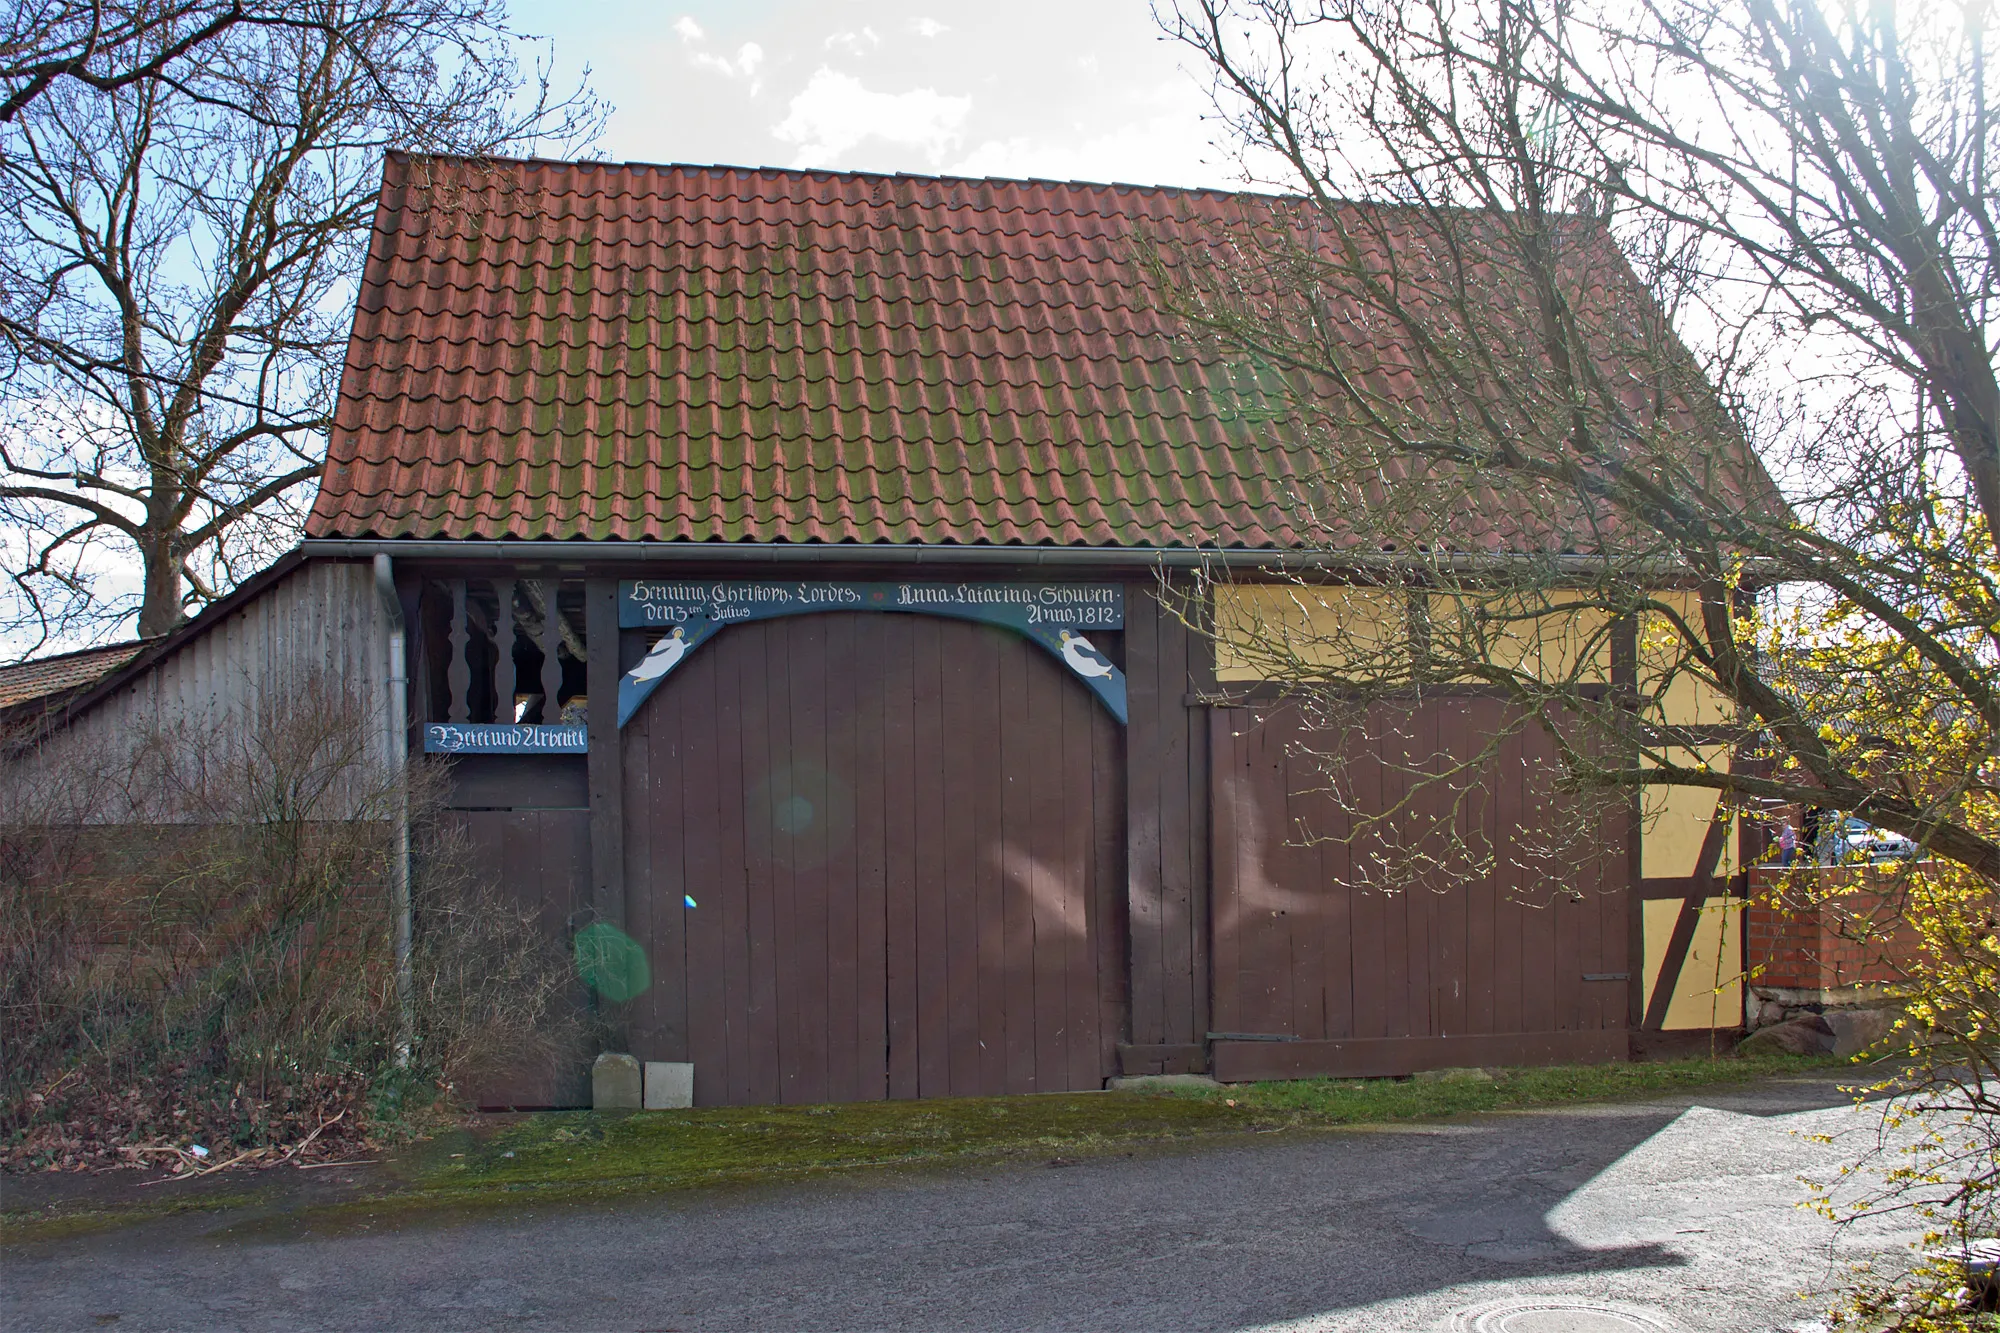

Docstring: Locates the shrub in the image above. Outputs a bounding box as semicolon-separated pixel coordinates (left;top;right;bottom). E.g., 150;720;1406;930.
0;675;583;1172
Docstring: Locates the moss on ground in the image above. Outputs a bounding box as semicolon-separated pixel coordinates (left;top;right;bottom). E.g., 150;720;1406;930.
3;1052;1839;1239
416;1051;1840;1201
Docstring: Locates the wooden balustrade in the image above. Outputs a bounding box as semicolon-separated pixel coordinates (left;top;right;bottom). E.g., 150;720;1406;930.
437;576;582;725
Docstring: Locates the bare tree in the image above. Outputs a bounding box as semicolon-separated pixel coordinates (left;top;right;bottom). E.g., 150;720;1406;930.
3;2;263;122
0;0;599;647
1156;2;1999;1305
1152;0;1998;882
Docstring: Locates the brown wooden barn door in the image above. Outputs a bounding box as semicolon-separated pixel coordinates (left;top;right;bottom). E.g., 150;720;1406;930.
625;611;1126;1106
1208;700;1629;1080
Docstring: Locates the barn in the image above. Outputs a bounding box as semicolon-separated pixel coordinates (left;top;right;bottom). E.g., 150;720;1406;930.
5;154;1748;1107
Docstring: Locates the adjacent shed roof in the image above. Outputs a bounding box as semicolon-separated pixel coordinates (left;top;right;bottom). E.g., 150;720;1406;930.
308;154;1724;551
0;640;144;712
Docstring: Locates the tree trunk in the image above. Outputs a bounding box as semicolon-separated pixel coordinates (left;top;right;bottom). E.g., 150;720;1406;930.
137;536;183;637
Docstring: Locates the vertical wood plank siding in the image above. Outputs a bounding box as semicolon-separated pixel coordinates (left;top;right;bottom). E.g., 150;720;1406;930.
1121;583;1213;1066
623;611;1127;1106
451;807;593;1109
37;560;390;812
1208;697;1630;1079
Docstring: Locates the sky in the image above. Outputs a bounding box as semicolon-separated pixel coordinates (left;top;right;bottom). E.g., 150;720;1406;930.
506;0;1247;189
5;0;1251;660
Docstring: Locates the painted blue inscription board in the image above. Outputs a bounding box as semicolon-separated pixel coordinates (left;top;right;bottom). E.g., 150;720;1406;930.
424;723;588;754
617;580;1128;725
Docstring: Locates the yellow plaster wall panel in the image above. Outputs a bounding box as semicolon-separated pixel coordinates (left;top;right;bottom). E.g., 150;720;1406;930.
1640;590;1734;726
1643;896;1744;1030
1212;585;1406;682
1640;746;1734;880
1212;585;1612;685
1431;594;1612;685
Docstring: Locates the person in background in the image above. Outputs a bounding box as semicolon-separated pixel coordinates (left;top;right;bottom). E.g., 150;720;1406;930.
1778;821;1797;868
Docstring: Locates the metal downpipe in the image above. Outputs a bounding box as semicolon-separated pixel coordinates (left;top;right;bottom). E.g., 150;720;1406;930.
374;553;415;1065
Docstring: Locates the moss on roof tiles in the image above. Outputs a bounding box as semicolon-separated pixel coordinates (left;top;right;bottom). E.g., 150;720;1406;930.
313;158;1418;547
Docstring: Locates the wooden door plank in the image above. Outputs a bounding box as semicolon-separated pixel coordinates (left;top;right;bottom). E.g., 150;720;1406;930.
1026;637;1071;1092
1092;689;1129;1080
787;615;832;1106
1404;702;1436;1039
739;623;783;1106
620;706;656;1059
1122;587;1165;1046
938;621;984;1097
849;616;891;1102
822;613;863;1103
1308;710;1352;1043
1465;700;1499;1036
1061;675;1101;1092
680;641;725;1099
1290;708;1329;1042
1207;710;1243;1039
1520;721;1559;1035
882;615;921;1100
910;616;950;1098
712;634;755;1106
968;623;1009;1095
1348;714;1388;1041
997;625;1038;1094
1492;715;1528;1036
1154;602;1197;1047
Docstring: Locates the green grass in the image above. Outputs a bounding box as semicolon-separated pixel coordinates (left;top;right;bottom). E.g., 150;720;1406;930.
414;1051;1839;1201
1158;1051;1842;1122
2;1052;1837;1240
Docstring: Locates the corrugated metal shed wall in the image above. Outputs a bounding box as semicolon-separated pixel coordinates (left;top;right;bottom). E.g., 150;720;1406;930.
28;559;390;817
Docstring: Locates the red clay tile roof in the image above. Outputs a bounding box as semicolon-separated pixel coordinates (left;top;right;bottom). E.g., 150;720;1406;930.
0;640;144;711
307;154;1730;550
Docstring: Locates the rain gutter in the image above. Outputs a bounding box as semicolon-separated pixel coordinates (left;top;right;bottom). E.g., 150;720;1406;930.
305;539;1733;579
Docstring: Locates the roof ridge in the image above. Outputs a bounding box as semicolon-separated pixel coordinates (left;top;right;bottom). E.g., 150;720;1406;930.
386;148;1294;204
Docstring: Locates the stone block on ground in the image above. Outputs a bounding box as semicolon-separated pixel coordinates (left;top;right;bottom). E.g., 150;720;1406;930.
592;1052;642;1110
1824;1008;1898;1058
1106;1074;1220;1091
1736;1015;1835;1056
644;1061;695;1109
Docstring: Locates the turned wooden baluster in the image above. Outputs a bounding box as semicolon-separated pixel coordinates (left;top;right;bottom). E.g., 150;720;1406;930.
539;580;563;723
447;579;471;723
492;577;517;723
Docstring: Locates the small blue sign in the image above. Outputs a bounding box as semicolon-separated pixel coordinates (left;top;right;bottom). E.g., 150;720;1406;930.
424;723;588;754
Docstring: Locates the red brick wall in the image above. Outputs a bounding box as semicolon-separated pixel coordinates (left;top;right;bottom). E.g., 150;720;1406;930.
1745;866;1922;990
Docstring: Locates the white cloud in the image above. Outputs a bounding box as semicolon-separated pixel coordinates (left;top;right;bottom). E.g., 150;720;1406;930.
695;41;764;87
912;17;948;38
951;110;1243;190
824;27;882;56
773;68;972;167
673;15;702;42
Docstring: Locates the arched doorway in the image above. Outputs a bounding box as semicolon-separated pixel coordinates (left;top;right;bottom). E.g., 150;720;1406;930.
622;611;1127;1105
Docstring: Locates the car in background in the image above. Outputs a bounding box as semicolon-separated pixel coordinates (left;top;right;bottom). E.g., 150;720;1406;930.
1842;816;1919;863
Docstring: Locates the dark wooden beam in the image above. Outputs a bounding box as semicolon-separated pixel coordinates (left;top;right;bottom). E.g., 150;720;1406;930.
1642;814;1733;1031
586;579;626;934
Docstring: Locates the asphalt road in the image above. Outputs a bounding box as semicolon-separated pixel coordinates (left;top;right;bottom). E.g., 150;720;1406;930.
2;1075;1924;1333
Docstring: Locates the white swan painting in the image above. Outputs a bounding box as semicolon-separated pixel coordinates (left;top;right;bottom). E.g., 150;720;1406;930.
1058;630;1115;679
630;626;690;681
